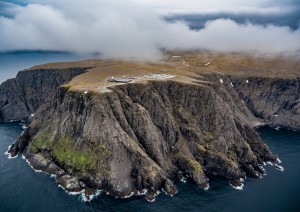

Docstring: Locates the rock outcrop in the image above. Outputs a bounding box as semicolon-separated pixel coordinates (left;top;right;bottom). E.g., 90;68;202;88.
2;57;298;201
0;67;91;121
231;76;300;130
9;78;277;200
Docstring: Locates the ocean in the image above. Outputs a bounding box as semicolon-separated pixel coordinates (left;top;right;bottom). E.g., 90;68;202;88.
0;51;89;83
0;122;299;212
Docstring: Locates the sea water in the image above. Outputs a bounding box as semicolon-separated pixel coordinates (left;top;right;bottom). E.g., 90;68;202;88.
0;51;89;83
0;123;300;212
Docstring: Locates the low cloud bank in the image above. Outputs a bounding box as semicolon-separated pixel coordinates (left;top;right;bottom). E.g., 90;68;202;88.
0;0;299;59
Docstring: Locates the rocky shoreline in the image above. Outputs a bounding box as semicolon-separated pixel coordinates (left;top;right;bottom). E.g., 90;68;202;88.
2;58;300;201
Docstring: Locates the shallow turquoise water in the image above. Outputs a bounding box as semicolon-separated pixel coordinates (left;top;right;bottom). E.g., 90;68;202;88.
0;123;299;212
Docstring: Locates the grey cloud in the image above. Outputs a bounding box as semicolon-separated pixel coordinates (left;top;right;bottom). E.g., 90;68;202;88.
0;0;299;59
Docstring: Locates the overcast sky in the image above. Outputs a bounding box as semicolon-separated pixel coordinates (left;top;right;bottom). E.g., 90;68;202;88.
0;0;299;59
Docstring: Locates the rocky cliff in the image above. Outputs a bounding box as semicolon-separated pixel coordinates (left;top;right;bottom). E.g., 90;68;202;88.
9;75;282;200
231;76;300;130
3;56;299;201
0;67;92;121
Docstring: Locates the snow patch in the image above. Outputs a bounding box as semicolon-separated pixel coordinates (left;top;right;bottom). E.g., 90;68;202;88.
205;61;211;66
230;82;234;87
83;91;88;94
246;80;249;84
220;79;223;83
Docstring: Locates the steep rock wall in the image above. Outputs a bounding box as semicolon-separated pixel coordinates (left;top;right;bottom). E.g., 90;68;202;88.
0;67;92;121
9;80;277;199
231;76;300;130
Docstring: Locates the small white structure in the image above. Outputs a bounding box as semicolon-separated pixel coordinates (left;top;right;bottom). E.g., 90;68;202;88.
107;76;134;83
145;74;175;80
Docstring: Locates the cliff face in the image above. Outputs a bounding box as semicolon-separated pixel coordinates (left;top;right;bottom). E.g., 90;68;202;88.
231;76;300;130
0;67;91;122
4;57;299;200
9;78;278;199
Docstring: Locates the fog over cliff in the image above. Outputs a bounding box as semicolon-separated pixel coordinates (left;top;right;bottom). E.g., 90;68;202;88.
0;0;299;59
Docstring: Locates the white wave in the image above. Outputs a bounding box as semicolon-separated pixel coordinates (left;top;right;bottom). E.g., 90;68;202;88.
161;188;168;195
58;185;83;196
137;189;148;196
204;183;210;191
4;144;17;159
274;164;284;171
230;182;244;190
9;120;18;123
266;161;284;172
259;166;266;175
80;189;101;202
7;154;17;159
146;190;161;203
22;155;42;173
180;176;187;183
276;157;282;164
147;198;155;203
122;192;135;199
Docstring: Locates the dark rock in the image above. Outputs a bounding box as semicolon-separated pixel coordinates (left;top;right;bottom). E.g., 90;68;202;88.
4;66;295;200
0;67;92;122
163;179;177;196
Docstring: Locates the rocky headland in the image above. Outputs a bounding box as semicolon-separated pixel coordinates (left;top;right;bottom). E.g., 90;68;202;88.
3;52;300;201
